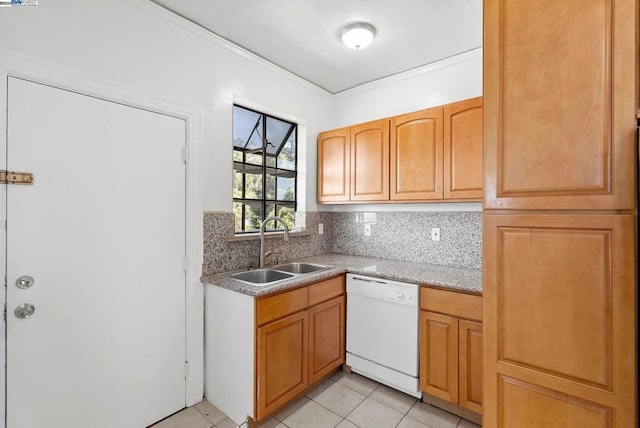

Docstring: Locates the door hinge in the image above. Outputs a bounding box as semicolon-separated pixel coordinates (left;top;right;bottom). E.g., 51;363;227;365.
3;303;6;323
185;361;189;380
183;256;189;273
1;170;34;185
182;146;189;164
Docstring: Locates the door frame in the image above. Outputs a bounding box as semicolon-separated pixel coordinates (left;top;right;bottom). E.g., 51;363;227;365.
0;46;205;428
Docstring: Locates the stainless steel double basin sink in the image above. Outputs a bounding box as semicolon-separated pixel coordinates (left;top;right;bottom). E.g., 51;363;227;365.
226;262;332;286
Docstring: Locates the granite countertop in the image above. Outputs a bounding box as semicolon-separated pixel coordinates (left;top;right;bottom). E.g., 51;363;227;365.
201;253;482;297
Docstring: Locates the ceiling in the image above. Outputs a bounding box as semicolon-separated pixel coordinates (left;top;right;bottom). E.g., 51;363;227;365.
150;0;483;94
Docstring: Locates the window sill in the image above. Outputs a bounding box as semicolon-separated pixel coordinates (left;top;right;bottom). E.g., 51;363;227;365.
228;230;312;242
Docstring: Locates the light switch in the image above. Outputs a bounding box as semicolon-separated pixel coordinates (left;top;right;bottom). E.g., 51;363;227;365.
318;223;324;235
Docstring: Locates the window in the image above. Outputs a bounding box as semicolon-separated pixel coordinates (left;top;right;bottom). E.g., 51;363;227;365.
233;105;297;233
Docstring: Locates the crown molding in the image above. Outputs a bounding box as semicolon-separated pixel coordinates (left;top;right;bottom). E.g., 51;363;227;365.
127;0;333;97
333;47;483;98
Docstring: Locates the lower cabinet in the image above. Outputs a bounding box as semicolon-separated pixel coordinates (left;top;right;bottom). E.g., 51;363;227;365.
458;319;483;414
419;286;483;415
255;276;345;420
257;310;309;417
309;296;345;384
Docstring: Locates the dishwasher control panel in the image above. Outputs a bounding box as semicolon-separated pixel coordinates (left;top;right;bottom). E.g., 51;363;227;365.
346;274;418;307
386;286;417;304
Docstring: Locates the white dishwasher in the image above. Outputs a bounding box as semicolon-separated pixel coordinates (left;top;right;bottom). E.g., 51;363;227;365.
346;273;421;398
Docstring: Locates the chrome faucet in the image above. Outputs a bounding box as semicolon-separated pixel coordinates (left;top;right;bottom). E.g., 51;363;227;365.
259;216;289;267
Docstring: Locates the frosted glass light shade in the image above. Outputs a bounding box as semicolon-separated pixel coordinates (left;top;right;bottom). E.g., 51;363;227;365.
341;23;376;50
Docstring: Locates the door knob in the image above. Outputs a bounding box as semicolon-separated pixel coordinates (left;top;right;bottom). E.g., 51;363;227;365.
14;303;36;319
16;275;34;289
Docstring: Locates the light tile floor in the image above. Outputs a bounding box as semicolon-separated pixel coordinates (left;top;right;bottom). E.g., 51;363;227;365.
151;372;481;428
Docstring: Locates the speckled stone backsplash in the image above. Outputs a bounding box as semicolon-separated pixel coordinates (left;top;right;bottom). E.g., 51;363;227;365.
330;211;482;269
203;211;333;274
203;210;481;274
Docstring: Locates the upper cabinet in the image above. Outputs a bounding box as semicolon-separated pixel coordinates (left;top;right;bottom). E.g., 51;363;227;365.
444;97;483;200
390;107;443;200
317;127;350;202
318;97;483;204
484;0;637;210
351;119;390;201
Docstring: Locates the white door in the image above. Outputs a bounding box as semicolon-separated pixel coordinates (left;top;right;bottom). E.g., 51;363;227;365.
4;77;187;428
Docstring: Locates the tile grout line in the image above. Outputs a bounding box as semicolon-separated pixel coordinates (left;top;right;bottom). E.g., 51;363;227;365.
309;392;359;426
303;373;379;428
334;374;380;426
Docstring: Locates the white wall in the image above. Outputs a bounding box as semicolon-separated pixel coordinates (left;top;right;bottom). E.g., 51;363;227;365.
0;0;334;212
332;49;482;127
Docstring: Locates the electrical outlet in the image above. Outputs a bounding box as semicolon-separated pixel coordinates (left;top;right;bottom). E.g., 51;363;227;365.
431;228;440;241
364;224;372;236
318;223;324;235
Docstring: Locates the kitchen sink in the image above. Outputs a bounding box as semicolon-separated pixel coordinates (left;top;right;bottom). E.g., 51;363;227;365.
272;262;330;274
229;268;294;285
226;262;332;287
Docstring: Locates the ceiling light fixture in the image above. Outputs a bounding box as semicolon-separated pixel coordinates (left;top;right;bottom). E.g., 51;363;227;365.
340;22;376;50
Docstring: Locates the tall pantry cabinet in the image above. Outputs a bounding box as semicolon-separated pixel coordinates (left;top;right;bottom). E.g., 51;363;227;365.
483;1;637;427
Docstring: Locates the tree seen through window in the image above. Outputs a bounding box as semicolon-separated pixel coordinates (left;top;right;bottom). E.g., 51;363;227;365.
232;105;297;233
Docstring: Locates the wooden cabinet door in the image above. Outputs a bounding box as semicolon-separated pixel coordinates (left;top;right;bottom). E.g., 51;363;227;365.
459;319;483;415
390;107;443;200
317;127;350;202
308;296;345;385
420;311;458;403
350;119;389;201
443;97;483;200
483;213;636;428
484;0;637;211
256;311;308;419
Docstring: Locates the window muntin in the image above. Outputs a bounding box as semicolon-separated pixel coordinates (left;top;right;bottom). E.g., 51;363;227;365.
233;105;297;233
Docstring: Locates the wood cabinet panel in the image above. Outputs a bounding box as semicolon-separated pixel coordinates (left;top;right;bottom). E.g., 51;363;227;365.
499;376;612;428
308;296;345;385
459;320;483;415
254;276;346;421
317;128;350;202
420;287;482;321
256;311;308;419
390;108;443;200
318;97;483;204
484;0;637;425
443;97;483;200
420;287;483;416
484;0;637;210
308;275;345;307
256;286;308;326
350;119;389;201
490;217;615;388
483;214;636;427
420;311;458;403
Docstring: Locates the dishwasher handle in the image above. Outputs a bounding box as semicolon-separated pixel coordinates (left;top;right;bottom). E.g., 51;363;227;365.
351;275;387;285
